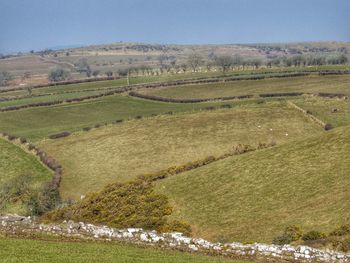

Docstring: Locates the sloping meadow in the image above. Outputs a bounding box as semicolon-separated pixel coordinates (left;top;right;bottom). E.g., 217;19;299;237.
154;126;350;244
38;100;323;200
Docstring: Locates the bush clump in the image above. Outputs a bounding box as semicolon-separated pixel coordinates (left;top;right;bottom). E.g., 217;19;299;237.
273;225;303;245
44;179;191;234
302;231;327;241
324;123;333;131
49;131;71;139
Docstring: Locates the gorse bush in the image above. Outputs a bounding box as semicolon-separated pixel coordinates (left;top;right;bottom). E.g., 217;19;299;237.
44;179;190;234
302;231;327;241
273;225;303;245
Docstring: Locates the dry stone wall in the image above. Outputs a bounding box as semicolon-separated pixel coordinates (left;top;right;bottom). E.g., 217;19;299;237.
0;215;349;263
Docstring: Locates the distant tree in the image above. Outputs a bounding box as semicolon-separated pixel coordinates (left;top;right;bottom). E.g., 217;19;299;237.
187;53;203;72
232;54;242;69
157;54;168;68
65;52;70;56
48;67;70;82
22;71;31;80
250;58;263;69
105;71;114;77
26;85;33;96
30;50;34;54
75;58;91;77
0;71;13;86
215;55;234;73
92;70;100;77
180;63;188;73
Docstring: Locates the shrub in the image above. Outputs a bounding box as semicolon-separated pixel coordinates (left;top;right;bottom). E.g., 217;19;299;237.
43;179;188;233
19;137;27;144
48;67;71;82
324;123;333;131
273;225;303;244
49;131;71;139
160;220;192;236
115;119;123;123
273;233;294;245
7;134;17;141
82;127;91;132
26;183;61;216
302;231;327;241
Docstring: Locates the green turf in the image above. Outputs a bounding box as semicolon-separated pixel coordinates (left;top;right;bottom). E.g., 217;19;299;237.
140;75;350;99
291;97;350;128
0;90;107;108
0;95;245;141
0;78;128;98
0;237;249;263
155;126;350;243
0;138;52;213
38;100;322;200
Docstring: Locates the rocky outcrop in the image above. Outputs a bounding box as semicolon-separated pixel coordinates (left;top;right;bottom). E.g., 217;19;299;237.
1;215;349;262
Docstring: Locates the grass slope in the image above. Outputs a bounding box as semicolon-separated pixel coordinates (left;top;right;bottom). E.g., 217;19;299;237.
0;138;52;213
292;97;350;128
39;101;322;200
155;126;350;243
0;95;237;141
0;237;249;263
141;75;350;99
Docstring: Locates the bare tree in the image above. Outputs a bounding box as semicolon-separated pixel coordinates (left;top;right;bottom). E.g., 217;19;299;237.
180;63;188;73
187;53;203;72
215;55;234;73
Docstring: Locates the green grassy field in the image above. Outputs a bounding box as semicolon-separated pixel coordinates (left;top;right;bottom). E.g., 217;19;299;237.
0;138;52;214
38;100;322;200
140;75;350;99
292;97;350;128
0;90;108;108
0;237;249;263
0;95;239;141
0;78;128;98
155;126;350;243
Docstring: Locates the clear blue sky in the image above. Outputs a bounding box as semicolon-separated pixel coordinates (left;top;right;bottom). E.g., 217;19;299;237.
1;0;349;53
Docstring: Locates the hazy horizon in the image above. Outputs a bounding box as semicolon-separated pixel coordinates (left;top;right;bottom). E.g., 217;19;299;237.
1;0;350;54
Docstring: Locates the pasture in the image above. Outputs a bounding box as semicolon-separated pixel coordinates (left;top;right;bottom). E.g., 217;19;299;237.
291;97;350;128
139;75;350;99
38;100;322;200
0;95;238;141
155;126;350;243
0;237;249;263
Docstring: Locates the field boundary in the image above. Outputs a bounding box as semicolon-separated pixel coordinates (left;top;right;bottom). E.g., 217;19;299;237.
1;215;348;263
0;133;62;189
138;143;275;183
0;71;348;112
287;101;330;130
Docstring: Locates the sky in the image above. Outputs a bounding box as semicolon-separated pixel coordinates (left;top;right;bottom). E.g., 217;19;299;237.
0;0;349;53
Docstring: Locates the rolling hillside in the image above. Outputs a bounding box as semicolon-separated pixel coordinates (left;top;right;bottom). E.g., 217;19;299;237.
39;100;322;199
155;126;350;243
